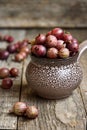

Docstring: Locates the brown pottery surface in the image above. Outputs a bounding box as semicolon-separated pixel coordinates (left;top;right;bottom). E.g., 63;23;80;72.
26;53;82;99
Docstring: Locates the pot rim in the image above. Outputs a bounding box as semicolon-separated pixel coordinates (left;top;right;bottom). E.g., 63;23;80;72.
30;52;79;62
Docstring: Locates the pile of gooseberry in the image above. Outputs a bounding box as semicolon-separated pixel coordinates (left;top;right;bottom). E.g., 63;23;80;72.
0;33;30;89
9;102;38;119
31;28;79;59
0;33;39;120
0;33;30;61
0;67;19;89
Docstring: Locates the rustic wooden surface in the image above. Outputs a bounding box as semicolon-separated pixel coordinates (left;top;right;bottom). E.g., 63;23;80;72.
0;0;87;27
0;29;86;130
0;30;26;129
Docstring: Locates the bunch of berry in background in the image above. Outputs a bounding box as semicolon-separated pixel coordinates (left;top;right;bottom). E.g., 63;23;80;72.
0;34;30;61
31;28;79;59
0;67;19;89
0;33;30;89
0;34;39;119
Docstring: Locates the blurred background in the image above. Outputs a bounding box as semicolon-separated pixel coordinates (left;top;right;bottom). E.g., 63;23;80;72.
0;0;87;41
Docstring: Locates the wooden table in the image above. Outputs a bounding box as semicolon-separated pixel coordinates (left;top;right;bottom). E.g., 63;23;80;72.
0;0;87;129
0;29;86;130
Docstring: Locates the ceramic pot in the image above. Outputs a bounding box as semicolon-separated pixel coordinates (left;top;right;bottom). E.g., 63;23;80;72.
26;40;87;99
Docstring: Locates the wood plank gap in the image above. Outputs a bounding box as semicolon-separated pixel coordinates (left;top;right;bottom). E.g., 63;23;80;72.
79;87;87;115
19;61;25;102
0;27;87;29
16;61;25;130
78;87;87;130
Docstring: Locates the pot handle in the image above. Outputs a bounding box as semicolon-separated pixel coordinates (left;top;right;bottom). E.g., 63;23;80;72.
77;40;87;61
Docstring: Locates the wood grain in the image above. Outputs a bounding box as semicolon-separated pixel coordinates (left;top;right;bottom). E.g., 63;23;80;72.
79;51;87;113
0;30;25;129
18;31;86;130
0;0;86;27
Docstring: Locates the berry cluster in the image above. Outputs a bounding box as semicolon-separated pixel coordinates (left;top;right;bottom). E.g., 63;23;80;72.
0;33;30;61
0;34;39;120
9;102;38;119
31;28;79;59
0;34;14;60
0;34;14;43
0;34;30;90
13;40;30;62
0;67;19;89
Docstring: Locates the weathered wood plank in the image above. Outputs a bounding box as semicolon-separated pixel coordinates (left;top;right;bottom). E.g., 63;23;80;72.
0;30;25;129
18;31;86;130
79;51;87;113
0;0;87;27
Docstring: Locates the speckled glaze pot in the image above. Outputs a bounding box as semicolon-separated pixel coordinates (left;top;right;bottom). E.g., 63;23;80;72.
26;41;87;99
